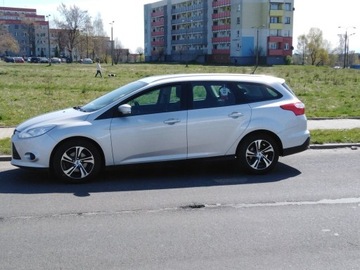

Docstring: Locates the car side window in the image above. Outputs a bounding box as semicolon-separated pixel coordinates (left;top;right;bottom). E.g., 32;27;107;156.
234;83;282;103
127;84;183;115
191;82;236;109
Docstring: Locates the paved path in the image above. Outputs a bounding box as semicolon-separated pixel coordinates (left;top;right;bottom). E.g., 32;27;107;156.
1;119;360;140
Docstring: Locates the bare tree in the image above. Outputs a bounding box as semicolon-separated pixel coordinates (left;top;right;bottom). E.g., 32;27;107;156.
93;13;106;37
0;29;19;55
54;3;91;62
296;34;308;65
136;47;144;62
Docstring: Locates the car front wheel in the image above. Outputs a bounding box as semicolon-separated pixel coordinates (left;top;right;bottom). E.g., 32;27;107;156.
237;134;279;174
52;140;102;183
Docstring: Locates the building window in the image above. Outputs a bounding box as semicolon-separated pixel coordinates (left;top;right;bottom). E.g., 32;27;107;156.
237;17;240;24
284;43;290;50
285;3;292;11
269;42;278;50
285;17;291;24
270;17;281;23
269;29;282;36
270;3;281;10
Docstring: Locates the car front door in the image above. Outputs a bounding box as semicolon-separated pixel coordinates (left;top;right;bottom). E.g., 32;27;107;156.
110;84;188;165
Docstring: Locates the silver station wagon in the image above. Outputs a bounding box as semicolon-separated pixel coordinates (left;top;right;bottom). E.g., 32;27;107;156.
11;73;310;183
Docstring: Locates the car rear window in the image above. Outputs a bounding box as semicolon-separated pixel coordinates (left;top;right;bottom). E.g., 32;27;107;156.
282;83;296;96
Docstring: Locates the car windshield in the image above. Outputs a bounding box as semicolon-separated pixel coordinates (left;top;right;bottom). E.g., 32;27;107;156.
80;81;147;112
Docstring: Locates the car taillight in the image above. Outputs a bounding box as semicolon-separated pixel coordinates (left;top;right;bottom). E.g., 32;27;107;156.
280;102;305;116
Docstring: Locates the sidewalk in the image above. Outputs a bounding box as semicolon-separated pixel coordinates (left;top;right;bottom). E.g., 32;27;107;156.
2;119;360;140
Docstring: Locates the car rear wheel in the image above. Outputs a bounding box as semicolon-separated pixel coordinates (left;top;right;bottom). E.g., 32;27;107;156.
237;134;279;174
52;140;102;183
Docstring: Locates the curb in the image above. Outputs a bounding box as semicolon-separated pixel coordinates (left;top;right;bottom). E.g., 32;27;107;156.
309;143;360;150
1;143;359;162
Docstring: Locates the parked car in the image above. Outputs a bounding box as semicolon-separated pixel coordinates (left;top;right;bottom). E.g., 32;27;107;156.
13;57;25;63
82;58;93;64
51;57;61;64
11;73;310;183
39;57;49;63
4;56;15;63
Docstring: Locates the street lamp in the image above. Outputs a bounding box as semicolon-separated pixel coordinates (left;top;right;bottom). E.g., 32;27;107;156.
252;25;265;67
338;26;356;68
110;21;114;66
46;14;51;66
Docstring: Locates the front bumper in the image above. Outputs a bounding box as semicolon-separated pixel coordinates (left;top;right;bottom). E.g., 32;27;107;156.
11;132;57;169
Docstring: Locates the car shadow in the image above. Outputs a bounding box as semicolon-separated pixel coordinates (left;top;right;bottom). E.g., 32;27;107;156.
0;160;301;196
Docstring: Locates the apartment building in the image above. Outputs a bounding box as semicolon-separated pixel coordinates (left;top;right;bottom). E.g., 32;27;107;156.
0;6;51;57
144;0;294;65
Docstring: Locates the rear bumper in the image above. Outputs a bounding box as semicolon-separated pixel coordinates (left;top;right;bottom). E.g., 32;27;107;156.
283;136;310;156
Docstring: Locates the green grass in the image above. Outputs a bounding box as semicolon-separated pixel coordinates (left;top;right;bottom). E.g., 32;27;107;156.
0;138;11;155
310;129;360;144
1;62;359;127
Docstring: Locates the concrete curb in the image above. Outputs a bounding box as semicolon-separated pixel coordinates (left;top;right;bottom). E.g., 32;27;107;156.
1;143;359;162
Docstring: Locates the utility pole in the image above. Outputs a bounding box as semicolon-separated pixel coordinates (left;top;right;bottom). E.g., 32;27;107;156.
46;14;51;66
110;21;114;66
338;26;356;68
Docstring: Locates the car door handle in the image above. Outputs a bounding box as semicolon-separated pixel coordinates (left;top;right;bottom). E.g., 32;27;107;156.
164;118;181;125
228;112;243;119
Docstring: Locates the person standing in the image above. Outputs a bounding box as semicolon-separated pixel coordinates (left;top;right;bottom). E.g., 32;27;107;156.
95;61;102;77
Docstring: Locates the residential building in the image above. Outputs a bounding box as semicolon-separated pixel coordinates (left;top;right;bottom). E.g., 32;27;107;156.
0;6;52;57
144;0;294;65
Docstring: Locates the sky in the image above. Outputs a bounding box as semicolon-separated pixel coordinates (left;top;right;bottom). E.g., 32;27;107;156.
3;0;360;53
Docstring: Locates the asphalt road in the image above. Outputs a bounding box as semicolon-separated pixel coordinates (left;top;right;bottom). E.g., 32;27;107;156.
0;148;360;270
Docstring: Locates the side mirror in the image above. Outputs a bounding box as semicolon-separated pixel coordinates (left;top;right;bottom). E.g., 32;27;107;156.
118;104;131;115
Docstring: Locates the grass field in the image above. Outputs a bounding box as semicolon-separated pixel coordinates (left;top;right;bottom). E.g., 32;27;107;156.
0;62;359;155
1;62;359;126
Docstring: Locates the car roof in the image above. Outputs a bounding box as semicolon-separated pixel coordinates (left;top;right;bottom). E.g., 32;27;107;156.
138;73;285;85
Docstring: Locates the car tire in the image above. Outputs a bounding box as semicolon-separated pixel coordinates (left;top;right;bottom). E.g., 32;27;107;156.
52;139;102;183
237;134;279;174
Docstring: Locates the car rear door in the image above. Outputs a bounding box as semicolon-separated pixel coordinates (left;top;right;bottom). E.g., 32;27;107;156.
187;81;251;158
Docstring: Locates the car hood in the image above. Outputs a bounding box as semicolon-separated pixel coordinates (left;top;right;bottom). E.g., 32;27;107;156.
16;108;89;132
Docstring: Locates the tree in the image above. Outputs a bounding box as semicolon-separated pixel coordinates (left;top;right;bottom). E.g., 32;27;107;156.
0;29;20;55
306;28;328;65
296;34;308;65
136;47;144;62
296;28;331;66
54;3;91;62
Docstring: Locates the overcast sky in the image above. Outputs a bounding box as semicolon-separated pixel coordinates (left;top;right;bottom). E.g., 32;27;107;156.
4;0;360;52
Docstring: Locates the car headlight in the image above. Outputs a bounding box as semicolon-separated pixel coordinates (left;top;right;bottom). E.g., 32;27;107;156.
18;125;56;139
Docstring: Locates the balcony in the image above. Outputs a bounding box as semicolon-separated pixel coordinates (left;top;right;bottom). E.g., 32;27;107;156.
212;36;230;43
212;24;231;31
151;20;164;27
151;30;164;37
151;40;165;46
268;36;284;43
268;49;283;56
212;0;231;8
151;10;164;17
269;23;283;30
212;49;230;54
270;10;284;16
212;11;231;19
